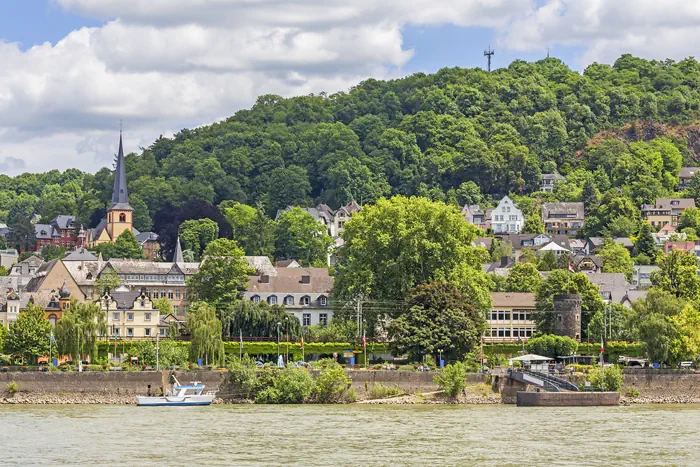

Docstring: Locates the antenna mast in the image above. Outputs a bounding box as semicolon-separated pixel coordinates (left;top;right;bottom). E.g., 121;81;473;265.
484;46;495;72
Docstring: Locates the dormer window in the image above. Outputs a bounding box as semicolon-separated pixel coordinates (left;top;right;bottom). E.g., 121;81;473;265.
119;213;126;222
671;200;680;205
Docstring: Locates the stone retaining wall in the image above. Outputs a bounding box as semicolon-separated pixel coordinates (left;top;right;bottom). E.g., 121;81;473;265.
517;391;620;406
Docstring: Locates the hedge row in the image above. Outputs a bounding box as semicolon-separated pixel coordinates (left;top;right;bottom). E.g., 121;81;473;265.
483;341;644;359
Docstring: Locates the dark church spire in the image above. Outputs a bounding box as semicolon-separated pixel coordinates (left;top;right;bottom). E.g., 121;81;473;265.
110;128;133;211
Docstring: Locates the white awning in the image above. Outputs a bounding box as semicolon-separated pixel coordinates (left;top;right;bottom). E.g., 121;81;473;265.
509;354;554;362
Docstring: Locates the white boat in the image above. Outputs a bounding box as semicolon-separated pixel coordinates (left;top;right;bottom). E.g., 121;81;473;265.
137;377;217;407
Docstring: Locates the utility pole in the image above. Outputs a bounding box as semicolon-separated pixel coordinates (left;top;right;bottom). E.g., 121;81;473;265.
156;332;160;372
484;46;495;72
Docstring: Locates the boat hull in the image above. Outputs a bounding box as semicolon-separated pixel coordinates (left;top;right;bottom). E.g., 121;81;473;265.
136;395;215;407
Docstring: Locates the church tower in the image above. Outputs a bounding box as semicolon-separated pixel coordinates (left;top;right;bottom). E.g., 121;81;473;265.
106;131;133;241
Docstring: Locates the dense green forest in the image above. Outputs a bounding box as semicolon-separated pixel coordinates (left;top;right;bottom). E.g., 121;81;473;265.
3;54;700;256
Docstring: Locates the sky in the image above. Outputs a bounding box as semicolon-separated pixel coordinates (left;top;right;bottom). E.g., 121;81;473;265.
2;0;700;176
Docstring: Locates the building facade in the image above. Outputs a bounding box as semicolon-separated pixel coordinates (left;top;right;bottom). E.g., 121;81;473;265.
34;216;80;251
678;167;700;191
540;173;565;192
484;292;537;343
542;202;584;237
491;196;524;235
98;288;163;338
244;267;333;327
641;198;696;228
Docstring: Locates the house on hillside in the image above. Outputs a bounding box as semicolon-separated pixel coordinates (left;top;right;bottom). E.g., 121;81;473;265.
34;215;80;251
540;173;565;192
678;167;700;191
641;198;695;228
542;202;585;237
632;265;660;289
500;234;570;262
98;288;165;338
491;196;523;235
462;205;491;230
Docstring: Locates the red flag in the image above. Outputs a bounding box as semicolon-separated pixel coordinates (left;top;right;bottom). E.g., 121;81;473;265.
362;330;366;349
568;263;575;273
600;337;605;354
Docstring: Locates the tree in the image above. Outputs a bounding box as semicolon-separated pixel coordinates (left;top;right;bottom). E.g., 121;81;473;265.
5;303;52;364
187;302;225;366
41;245;66;262
220;300;300;339
537;250;557;271
679;206;700;231
633;222;657;259
265;165;312;216
598;239;634;281
0;324;7;353
187;238;251;311
631;289;686;364
0;266;8;277
223;202;275;257
526;334;578;358
313;362;351;403
388;282;486;361
94;268;122;295
650;250;700;300
95;230;144;260
505;262;542;292
153;298;173;316
55;301;107;362
534;270;605;334
522;213;544;234
433;362;468;397
179;218;220;260
274;207;332;266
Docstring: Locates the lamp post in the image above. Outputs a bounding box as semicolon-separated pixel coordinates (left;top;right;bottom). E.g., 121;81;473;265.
438;349;443;368
285;317;289;362
277;322;281;362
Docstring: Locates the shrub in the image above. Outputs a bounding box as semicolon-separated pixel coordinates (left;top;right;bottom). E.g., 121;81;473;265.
624;386;640;398
588;365;624;392
344;388;358;403
368;383;402;399
526;334;578;358
255;387;282;404
6;381;18;394
397;364;416;372
128;341;156;366
274;368;314;403
86;364;106;372
434;362;467;397
228;355;258;400
313;363;350;403
511;360;523;368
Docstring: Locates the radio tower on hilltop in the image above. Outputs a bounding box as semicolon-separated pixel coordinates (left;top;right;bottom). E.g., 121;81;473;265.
484;46;495;72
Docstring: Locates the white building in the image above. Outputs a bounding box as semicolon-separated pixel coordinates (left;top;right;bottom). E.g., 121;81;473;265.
491;196;524;235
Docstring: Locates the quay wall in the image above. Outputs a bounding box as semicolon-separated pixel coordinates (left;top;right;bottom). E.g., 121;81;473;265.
517;391;620;406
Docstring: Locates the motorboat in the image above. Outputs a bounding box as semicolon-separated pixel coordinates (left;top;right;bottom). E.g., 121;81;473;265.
136;376;217;407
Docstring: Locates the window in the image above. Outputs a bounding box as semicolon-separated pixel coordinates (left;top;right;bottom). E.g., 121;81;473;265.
300;296;310;306
112;312;120;321
49;315;57;326
145;328;151;337
284;296;294;306
119;213;126;222
168;290;173;299
144;312;151;322
127;313;134;321
114;328;120;337
161;289;166;298
252;295;261;303
268;295;277;305
491;328;498;337
504;312;511;321
140;300;146;307
176;289;181;300
319;296;327;306
497;312;504;321
319;313;328;326
127;328;134;337
159;328;166;336
173;305;179;314
302;313;311;326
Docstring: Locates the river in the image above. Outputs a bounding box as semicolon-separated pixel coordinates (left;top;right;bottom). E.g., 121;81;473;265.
1;404;698;466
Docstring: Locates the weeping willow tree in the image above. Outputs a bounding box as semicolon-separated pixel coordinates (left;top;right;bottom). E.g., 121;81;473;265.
55;300;107;362
220;301;301;339
188;302;225;366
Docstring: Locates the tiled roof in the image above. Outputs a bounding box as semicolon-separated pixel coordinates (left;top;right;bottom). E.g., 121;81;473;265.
63;248;98;262
542;202;584;219
541;173;565;181
588;237;633;248
679;167;700;179
490;292;536;308
641;198;696;211
247;268;333;294
24;259;59;293
52;215;76;230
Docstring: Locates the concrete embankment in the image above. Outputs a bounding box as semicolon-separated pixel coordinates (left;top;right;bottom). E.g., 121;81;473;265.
2;370;700;404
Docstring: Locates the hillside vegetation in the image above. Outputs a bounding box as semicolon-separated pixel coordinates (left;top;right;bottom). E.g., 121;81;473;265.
4;54;700;254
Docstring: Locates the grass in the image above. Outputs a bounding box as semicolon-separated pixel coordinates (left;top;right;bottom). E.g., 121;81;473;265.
367;383;403;399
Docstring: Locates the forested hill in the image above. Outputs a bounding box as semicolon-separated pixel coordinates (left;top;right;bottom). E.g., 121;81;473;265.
4;54;700;249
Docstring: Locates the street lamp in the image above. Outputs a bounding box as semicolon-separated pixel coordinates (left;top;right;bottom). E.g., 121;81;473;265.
438;349;443;368
285;317;289;362
277;322;281;362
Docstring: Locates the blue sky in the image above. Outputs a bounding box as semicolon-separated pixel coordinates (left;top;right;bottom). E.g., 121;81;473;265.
0;0;697;175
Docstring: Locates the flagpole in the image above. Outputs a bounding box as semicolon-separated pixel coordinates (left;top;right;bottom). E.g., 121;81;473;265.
239;328;243;360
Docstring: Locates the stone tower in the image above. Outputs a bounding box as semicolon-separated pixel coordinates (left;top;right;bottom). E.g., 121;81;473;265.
106;131;133;241
553;294;582;341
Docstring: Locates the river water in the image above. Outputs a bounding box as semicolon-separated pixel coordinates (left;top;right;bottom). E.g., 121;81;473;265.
1;404;698;466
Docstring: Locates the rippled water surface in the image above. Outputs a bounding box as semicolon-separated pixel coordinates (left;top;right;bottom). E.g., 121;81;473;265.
1;404;699;466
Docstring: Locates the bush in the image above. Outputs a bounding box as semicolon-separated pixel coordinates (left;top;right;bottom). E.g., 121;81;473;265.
434;362;467;398
344;388;358;403
254;367;314;404
255;387;282;404
228;355;258;400
368;383;402;399
86;364;107;372
397;364;416;372
587;365;624;392
129;341;156;366
6;381;18;394
624;386;640;398
526;334;578;358
313;363;350;403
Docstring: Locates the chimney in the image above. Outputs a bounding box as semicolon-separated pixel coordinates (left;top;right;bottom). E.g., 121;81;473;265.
500;256;509;268
301;275;311;284
260;275;269;284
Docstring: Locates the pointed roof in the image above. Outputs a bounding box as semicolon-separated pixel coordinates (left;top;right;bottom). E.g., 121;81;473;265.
173;237;184;263
109;131;133;211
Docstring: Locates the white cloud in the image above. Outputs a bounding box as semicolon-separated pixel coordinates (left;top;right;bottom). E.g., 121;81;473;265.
4;0;700;175
500;0;700;65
